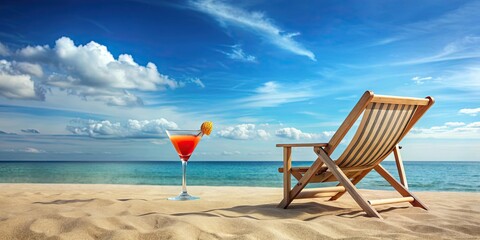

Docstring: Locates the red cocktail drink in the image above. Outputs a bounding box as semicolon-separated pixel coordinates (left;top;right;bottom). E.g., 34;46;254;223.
166;130;203;201
169;134;201;161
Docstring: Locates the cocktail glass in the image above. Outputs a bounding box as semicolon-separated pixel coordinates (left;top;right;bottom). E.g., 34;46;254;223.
166;130;202;201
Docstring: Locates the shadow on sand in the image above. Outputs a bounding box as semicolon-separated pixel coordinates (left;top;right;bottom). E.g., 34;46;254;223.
138;200;409;220
33;198;96;204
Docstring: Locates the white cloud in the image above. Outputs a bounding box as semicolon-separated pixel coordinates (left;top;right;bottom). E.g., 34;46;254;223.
222;150;241;155
334;95;359;101
151;139;168;145
17;44;51;61
236;81;314;108
379;2;480;47
447;66;480;90
256;129;269;139
0;60;44;100
409;121;480;139
50;37;177;90
0;130;15;135
14;62;43;77
190;78;205;88
217;124;269;140
0;73;38;100
2;147;47;153
370;37;403;46
66;118;178;138
275;127;334;140
93;90;144;107
405;65;480;103
0;42;10;56
222;45;257;63
411;76;433;85
177;78;205;89
256;81;278;93
407;1;480;33
445;122;465;127
298;111;322;117
21;129;40;134
191;0;315;61
2;37;182;106
427;66;480;102
396;36;480;65
23;147;45;153
459;108;480;116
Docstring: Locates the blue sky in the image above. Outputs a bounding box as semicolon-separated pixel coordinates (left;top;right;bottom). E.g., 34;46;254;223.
0;0;479;161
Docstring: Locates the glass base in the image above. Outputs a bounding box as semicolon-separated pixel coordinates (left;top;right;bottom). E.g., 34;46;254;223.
168;192;199;201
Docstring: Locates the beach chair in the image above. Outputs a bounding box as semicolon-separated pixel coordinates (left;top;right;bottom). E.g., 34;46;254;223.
277;91;434;219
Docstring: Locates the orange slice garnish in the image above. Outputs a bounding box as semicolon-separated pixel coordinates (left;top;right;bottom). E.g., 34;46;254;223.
201;121;213;135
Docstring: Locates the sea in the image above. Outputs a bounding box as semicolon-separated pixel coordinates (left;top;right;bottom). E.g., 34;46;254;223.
0;161;478;192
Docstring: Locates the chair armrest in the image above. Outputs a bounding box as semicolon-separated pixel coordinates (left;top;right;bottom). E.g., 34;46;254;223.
276;143;328;147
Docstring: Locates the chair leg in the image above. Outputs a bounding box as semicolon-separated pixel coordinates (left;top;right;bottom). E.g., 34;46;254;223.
331;146;408;200
374;164;428;210
278;147;292;208
393;145;408;189
278;159;325;208
329;169;372;201
278;147;326;209
316;148;383;219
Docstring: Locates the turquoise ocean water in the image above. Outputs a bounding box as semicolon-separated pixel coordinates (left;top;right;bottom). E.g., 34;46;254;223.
0;161;478;192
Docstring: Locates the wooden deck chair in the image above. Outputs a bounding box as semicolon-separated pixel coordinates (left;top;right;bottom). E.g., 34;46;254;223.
277;91;434;219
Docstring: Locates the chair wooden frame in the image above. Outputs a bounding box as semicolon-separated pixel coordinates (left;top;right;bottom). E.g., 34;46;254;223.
277;91;434;219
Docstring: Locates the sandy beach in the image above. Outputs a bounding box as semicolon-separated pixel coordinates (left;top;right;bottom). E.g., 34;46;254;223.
0;184;478;240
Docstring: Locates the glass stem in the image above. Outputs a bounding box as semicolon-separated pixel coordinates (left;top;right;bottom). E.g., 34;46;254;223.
182;160;187;193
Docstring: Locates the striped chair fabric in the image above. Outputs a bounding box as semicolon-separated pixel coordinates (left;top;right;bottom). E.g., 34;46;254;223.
336;103;418;168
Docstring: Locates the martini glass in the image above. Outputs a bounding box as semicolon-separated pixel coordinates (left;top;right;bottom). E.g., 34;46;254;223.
166;130;202;201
